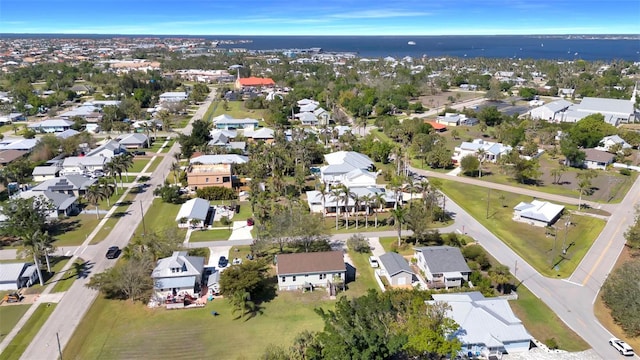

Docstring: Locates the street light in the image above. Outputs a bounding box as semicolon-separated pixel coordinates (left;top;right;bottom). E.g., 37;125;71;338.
562;215;571;255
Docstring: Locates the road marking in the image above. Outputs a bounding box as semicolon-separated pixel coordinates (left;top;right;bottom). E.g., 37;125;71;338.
581;219;626;286
561;279;583;287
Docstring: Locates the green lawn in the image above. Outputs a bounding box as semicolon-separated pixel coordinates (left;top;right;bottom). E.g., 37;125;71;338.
1;303;57;360
0;305;31;343
135;198;184;236
210;100;266;120
439;179;605;278
90;193;137;245
189;228;231;242
510;284;589;351
51;258;86;293
345;250;379;297
54;215;102;246
145;157;161;173
129;158;151;173
379;237;415;256
63;293;329;360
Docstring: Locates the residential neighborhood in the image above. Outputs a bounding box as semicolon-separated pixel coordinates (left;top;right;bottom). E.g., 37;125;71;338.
0;32;638;360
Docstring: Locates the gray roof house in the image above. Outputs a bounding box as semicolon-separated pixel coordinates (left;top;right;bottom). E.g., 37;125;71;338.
0;262;40;291
32;165;61;182
414;246;471;289
378;252;415;287
27;119;74;133
175;198;210;228
430;292;532;357
32;175;97;196
117;133;149;149
152;251;205;298
61;156;107;175
56;129;80;140
583;149;615;170
596;135;632;152
19;190;78;218
86;139;125;159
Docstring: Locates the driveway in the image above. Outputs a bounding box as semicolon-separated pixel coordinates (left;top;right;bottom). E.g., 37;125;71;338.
208;246;231;271
228;221;253;241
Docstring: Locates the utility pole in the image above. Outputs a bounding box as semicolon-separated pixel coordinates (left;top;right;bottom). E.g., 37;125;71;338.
140;200;147;236
562;215;570;255
486;188;491;219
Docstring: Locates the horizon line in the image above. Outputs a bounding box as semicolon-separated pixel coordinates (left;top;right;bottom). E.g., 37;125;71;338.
1;32;639;37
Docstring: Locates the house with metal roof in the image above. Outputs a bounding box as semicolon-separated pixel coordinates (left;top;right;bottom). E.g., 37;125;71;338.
189;154;248;165
306;186;397;215
529;99;573;121
429;292;532;357
452;139;512;164
117;133;149;149
513;200;564;227
320;151;376;186
175;197;211;228
0;262;40;291
18;190;78;218
28;119;75;133
276;251;346;291
212;114;260;130
159;91;188;103
152;251;205;298
31;175;97;196
32;165;61;182
85;139;125;159
0;138;39;152
377;252;415;287
244;127;275;143
61;156;107;175
414;246;471;289
596;135;632;152
56;129;80;140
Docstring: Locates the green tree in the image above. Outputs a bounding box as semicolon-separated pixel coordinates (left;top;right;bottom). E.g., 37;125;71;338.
624;206;640;251
477;106;503;126
219;259;270;300
346;234;371;253
391;206;407;246
86;257;154;301
460;154;480;176
602;261;640;336
85;184;108;219
567;113;617;148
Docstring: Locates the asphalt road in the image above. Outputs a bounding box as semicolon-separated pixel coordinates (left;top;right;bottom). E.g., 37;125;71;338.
19;90;217;360
410;166;640;359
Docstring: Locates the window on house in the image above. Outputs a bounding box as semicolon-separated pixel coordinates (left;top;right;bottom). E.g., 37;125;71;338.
223;176;230;183
292;276;296;282
205;177;209;183
216;177;220;182
281;277;285;282
319;273;326;280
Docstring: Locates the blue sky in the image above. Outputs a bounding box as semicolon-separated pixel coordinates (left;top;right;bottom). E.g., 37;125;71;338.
1;0;638;35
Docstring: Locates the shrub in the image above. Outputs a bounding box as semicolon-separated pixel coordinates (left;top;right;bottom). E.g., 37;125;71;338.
544;338;559;350
196;186;237;200
620;168;631;176
462;245;491;270
346;234;370;253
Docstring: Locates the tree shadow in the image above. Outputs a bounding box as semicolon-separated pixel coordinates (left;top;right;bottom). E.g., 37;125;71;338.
111;211;129;218
49;220;82;237
115;200;133;207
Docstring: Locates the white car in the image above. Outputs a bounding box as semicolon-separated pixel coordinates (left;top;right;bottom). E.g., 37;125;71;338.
232;257;243;265
368;256;379;268
609;337;635;356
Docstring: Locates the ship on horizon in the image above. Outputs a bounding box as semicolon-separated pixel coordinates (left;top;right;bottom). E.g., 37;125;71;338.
408;41;416;46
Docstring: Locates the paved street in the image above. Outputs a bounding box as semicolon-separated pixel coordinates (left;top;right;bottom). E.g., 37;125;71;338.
18;90;217;360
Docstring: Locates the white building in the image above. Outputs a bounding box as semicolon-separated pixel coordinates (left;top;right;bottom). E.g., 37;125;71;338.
513;200;564;227
61;156;107;175
175;198;210;228
0;262;40;290
453;139;512;164
159;91;188;103
152;251;205;298
276;251;346;291
430;292;532;357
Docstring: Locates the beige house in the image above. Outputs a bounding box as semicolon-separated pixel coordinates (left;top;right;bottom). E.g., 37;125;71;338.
187;163;233;190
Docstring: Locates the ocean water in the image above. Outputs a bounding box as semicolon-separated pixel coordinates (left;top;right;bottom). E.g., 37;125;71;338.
211;35;640;61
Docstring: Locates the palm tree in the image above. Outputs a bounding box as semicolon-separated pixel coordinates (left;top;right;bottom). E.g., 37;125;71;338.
104;161;120;194
352;193;361;229
340;185;354;230
85;184;107;219
98;178;115;207
577;178;591;210
171;162;181;186
330;187;343;230
391;206;407;247
373;192;386;228
20;230;54;285
360;194;372;228
231;291;260;319
317;182;329;223
489;264;511;293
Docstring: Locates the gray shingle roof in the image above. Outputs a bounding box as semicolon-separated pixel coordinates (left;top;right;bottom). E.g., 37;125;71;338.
415;246;470;274
379;252;413;276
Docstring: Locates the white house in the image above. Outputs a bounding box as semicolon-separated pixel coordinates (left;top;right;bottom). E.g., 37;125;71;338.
31;175;97;197
32;165;61;182
513;200;564;227
430;292;532;357
583;149;615;170
159;91;188;103
86;139;125;159
320;151;375;186
305;186;396;215
27;119;75;133
453;139;512;164
0;262;40;290
175;198;210;228
18;190;78;218
61;156;107;175
212;114;260;130
414;246;471;289
377;252;415;287
596;135;632;152
529;99;573;121
276;251;346;291
117;133;149;149
151;251;205;299
189;154;248;165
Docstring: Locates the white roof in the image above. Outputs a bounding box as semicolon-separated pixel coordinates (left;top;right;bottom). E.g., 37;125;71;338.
430;292;531;349
244;127;274;139
28;119;74;128
324;151;373;169
189;154;248;165
118;133;148;145
175;198;210;222
0;262;29;283
152;251;204;280
576;97;634;115
62;156;107;167
514;200;564;222
0;138;39;151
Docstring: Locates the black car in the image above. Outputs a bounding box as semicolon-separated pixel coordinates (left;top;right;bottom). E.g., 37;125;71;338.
105;246;121;259
133;151;146;156
218;256;228;268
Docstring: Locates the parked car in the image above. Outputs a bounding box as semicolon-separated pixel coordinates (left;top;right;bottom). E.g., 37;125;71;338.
368;256;379;268
218;256;228;268
105;246;121;259
246;218;254;226
232;257;243;265
133;151;146;156
609;338;635;356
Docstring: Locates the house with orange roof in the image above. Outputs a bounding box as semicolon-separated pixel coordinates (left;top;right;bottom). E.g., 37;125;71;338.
426;121;447;132
234;76;275;90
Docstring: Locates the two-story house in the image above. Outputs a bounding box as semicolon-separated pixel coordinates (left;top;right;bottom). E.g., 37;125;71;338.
414;246;471;289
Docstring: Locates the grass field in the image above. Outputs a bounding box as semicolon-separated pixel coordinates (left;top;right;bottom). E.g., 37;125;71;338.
1;303;57;360
54;215;102;247
0;305;31;343
439;179;605;278
135;198;184;237
210;100;266;121
129;158;151;173
189;228;232;242
145;157;161;173
510;285;589;351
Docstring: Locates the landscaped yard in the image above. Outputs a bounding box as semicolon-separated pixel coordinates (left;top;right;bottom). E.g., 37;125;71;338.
1;303;57;360
53;215;103;246
129;158;151;173
209;100;266;122
189;228;231;242
135;198;184;236
51;257;86;293
0;304;31;342
438;179;606;278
